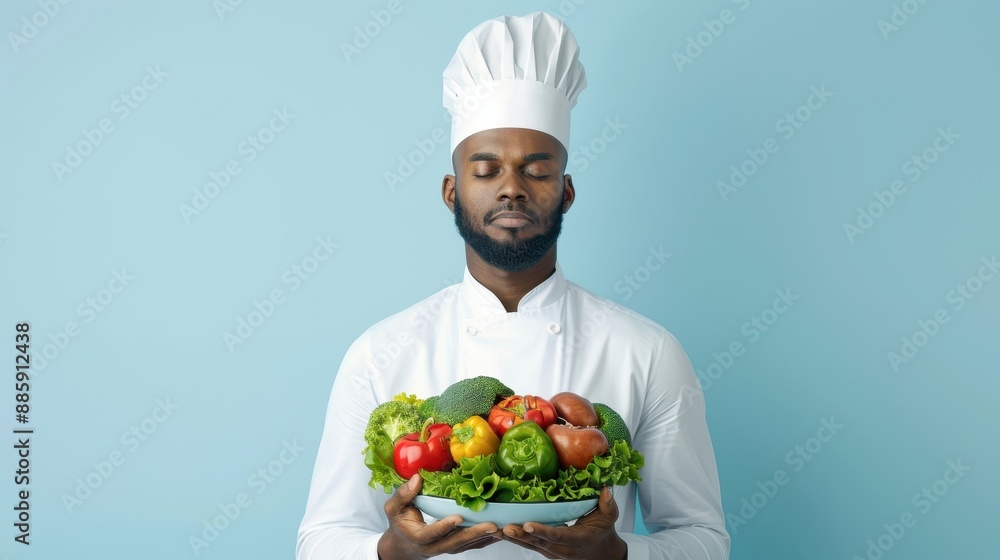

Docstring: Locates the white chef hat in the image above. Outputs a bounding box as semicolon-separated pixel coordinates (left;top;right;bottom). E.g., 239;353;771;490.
443;11;587;155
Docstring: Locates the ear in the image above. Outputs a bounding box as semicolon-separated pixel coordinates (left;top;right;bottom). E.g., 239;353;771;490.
561;174;576;213
442;174;456;213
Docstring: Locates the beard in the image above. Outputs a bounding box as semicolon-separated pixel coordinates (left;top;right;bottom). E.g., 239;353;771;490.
453;191;564;273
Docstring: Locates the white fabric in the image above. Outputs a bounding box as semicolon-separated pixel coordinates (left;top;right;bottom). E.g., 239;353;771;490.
296;263;731;559
443;12;587;154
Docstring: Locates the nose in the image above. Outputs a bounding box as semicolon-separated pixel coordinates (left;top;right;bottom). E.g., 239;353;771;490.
496;171;529;202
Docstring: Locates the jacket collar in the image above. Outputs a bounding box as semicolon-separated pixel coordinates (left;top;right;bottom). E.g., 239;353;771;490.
460;261;568;313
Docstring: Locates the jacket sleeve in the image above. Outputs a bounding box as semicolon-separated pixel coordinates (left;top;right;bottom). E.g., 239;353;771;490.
296;335;388;560
618;331;731;560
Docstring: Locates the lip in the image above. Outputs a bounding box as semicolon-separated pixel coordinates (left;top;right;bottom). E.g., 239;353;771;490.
490;212;533;227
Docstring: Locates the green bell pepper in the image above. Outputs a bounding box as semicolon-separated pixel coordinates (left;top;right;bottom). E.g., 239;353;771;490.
495;421;559;481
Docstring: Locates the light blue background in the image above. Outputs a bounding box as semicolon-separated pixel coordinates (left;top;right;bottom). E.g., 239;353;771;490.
1;1;997;559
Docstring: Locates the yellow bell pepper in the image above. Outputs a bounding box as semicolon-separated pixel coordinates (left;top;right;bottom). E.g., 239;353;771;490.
449;415;500;462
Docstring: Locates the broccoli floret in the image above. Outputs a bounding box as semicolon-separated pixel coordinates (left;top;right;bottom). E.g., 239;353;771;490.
363;401;423;492
419;395;441;421
434;376;514;425
594;403;632;447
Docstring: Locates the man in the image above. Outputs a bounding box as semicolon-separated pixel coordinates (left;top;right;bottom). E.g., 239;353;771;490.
297;12;729;559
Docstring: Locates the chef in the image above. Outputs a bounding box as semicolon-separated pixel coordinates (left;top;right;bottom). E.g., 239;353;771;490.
296;11;730;560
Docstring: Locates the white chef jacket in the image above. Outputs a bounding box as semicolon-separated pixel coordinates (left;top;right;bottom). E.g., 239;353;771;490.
296;262;730;559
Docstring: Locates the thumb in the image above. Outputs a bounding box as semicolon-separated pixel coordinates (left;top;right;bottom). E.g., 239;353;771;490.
403;473;422;499
598;487;619;520
386;474;422;517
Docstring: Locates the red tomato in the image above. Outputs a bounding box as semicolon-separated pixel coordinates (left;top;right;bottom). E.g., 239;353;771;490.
392;423;454;479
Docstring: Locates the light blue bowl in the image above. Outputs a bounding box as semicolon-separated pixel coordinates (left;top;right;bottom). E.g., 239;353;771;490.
413;495;599;527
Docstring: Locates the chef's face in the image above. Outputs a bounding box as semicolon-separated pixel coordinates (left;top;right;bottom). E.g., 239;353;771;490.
444;128;575;272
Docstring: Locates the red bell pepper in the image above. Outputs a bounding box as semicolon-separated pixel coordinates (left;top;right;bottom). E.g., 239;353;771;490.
488;395;557;436
393;419;454;479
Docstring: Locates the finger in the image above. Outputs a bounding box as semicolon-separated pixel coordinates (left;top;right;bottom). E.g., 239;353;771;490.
468;521;500;535
409;515;465;544
503;524;554;546
499;526;562;559
578;487;618;526
449;530;502;554
384;474;421;517
519;521;563;544
598;486;620;520
577;486;618;525
450;537;495;554
424;525;503;555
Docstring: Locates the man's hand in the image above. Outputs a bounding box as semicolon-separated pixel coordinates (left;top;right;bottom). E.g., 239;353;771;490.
377;474;501;559
499;487;627;560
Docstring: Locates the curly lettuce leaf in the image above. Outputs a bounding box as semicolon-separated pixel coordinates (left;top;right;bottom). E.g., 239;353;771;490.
363;439;406;493
418;441;644;508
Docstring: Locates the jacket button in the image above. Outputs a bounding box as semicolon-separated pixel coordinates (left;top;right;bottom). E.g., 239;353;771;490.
466;326;478;336
548;323;561;334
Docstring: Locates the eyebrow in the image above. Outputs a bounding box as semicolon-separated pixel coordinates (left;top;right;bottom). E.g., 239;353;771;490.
467;152;554;163
467;152;499;162
524;153;554;163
